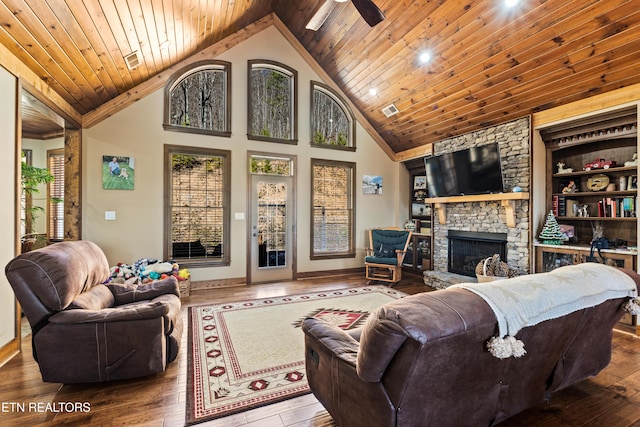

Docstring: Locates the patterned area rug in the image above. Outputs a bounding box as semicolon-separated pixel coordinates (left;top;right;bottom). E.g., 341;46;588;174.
186;285;406;425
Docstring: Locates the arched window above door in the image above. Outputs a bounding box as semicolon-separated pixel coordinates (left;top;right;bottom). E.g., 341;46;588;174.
247;60;298;144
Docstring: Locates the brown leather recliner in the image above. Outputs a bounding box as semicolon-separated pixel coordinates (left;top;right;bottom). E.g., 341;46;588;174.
5;240;183;383
302;266;640;427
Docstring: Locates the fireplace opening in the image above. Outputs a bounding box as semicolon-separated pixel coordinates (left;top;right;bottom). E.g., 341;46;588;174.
447;230;507;277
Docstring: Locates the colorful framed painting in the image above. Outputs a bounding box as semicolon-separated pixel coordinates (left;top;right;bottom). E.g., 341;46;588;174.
362;175;383;195
102;155;135;190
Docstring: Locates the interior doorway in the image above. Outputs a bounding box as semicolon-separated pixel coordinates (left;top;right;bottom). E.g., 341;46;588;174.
20;90;65;252
248;153;296;284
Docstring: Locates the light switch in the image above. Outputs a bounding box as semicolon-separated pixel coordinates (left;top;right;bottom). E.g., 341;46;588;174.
105;211;116;220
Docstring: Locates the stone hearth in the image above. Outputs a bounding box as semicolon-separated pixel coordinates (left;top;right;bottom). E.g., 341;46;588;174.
423;271;476;290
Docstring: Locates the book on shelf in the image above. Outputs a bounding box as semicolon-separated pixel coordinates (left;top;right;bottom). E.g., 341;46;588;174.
553;196;637;218
597;196;636;218
419;220;431;235
552;195;566;216
565;199;579;217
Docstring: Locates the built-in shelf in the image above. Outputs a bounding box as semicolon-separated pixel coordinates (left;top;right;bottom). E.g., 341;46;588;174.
424;192;530;227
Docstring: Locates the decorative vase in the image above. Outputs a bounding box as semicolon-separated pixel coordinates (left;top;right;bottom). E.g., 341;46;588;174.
619;176;627;191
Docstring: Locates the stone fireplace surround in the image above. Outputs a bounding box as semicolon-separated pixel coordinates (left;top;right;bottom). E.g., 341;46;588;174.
429;117;531;279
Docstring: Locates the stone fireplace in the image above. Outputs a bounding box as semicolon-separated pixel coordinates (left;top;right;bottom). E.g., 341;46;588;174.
447;230;507;277
429;117;531;278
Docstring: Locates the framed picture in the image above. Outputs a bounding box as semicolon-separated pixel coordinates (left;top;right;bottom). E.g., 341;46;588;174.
413;189;428;201
413;175;426;189
412;203;427;217
102;155;135;190
362;175;383;195
628;175;637;190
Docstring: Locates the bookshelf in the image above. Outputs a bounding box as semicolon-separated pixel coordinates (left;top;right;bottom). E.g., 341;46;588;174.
403;157;433;273
538;106;638;271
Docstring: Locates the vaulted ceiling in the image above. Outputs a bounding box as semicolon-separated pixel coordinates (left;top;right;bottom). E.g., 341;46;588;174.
3;0;640;157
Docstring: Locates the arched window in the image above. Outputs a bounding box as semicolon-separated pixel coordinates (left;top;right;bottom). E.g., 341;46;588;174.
164;60;231;137
311;81;355;151
247;60;298;144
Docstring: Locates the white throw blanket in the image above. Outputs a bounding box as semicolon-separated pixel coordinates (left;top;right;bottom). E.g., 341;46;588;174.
451;263;638;358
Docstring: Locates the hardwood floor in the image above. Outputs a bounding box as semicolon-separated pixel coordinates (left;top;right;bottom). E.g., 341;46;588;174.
1;273;640;426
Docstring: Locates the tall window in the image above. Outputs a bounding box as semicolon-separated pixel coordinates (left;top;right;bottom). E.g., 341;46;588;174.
311;159;356;259
164;60;231;137
47;149;64;241
248;60;297;144
311;81;355;151
165;145;230;266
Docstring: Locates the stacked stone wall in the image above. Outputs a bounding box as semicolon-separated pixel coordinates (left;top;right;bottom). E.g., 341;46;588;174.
432;117;531;273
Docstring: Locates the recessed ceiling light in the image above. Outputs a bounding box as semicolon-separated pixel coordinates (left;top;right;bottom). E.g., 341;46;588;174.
334;0;349;2
419;51;431;64
159;40;170;49
505;0;519;7
369;88;378;96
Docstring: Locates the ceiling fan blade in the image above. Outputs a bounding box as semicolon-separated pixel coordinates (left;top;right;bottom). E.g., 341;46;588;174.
351;0;385;27
306;0;338;31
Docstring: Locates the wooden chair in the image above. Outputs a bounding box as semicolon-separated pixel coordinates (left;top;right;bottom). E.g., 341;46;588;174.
365;227;412;285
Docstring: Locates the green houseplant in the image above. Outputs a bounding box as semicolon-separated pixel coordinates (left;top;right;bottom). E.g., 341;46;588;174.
21;155;55;251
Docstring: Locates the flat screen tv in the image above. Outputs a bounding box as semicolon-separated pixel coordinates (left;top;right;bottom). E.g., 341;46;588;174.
424;143;505;197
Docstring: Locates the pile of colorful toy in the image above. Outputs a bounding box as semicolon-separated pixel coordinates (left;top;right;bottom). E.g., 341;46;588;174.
107;258;191;296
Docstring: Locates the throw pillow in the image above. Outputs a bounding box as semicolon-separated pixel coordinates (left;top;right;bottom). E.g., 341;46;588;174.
107;276;180;305
68;284;115;310
374;244;396;258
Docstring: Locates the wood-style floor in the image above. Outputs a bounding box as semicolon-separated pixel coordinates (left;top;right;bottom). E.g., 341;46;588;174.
1;272;640;426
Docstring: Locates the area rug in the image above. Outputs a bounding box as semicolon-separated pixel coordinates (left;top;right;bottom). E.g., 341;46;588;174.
186;285;406;425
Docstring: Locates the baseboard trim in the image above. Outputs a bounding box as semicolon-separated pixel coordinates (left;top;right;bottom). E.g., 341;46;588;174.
189;268;368;290
191;277;247;291
0;338;19;369
296;267;365;280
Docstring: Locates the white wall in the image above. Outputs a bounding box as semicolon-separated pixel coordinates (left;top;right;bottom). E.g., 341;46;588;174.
83;26;400;282
0;65;17;348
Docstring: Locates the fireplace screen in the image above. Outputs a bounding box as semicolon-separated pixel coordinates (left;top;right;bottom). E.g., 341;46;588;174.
447;231;507;277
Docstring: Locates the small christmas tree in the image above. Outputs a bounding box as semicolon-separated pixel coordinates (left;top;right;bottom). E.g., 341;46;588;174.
539;211;564;245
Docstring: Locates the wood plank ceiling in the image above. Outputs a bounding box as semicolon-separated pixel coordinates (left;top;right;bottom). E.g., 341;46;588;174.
3;0;640;155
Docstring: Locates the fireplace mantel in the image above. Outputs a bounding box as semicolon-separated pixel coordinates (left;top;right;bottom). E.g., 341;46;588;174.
425;192;530;228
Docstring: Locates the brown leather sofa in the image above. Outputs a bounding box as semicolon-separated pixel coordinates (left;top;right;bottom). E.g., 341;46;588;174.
5;240;183;383
302;266;640;427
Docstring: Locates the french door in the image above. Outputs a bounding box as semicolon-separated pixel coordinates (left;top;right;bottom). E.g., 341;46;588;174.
248;154;296;283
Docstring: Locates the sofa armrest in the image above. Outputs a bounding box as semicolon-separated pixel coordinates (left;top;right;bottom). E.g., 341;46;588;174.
151;294;181;334
49;300;169;324
106;276;180;305
302;317;360;365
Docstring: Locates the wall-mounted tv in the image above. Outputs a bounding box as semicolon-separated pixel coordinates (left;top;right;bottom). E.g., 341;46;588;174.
424;143;505;197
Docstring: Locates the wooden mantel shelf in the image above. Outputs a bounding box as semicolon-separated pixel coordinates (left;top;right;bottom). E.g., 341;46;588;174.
424;192;530;227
